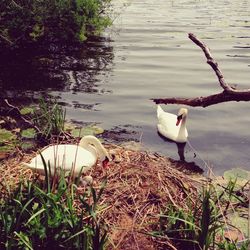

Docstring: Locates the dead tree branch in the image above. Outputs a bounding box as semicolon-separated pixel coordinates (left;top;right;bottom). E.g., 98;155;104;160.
152;33;250;107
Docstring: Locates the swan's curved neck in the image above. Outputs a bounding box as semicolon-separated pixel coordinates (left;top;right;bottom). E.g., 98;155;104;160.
79;136;110;160
178;116;187;135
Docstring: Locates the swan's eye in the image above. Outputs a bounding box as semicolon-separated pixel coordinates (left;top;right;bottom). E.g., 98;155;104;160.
177;114;183;121
176;114;183;126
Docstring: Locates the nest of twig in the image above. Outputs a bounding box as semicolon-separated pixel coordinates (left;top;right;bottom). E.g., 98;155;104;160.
0;143;202;249
85;144;202;249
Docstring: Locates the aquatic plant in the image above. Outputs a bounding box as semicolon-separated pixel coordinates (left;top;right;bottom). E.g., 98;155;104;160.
32;98;66;138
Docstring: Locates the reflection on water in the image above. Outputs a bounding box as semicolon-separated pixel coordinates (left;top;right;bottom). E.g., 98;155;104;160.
0;36;114;98
157;131;203;174
1;0;250;175
157;131;186;161
176;142;186;162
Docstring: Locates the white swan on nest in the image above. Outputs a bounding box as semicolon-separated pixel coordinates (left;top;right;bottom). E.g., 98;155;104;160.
157;105;188;143
22;135;111;176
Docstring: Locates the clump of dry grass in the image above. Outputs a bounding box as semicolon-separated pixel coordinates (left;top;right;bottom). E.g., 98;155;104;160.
0;143;202;249
0;153;34;197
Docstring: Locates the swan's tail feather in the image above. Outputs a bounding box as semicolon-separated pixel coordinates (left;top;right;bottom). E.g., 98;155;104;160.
21;162;46;175
157;105;164;118
21;162;33;169
21;162;42;171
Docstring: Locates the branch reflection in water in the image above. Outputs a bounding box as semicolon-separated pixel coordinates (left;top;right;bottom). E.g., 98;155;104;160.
0;36;114;99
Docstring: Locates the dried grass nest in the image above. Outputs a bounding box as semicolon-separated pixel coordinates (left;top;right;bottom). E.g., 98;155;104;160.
0;143;203;249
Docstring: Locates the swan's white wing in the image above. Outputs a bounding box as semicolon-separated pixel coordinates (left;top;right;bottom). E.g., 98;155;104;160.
157;110;180;140
29;145;96;174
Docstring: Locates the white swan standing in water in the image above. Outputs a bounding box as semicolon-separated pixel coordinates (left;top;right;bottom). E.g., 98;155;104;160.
22;135;111;177
157;105;188;143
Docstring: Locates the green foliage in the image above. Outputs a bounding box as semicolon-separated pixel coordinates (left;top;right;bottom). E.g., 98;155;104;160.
223;168;250;188
21;128;36;139
32;98;66;138
20;107;35;116
0;0;112;46
0;176;108;249
0;128;17;144
217;240;250;250
153;179;249;250
0;128;17;157
0;98;66;155
21;142;36;151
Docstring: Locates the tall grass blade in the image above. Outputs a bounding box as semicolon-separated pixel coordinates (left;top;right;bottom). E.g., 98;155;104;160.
15;197;35;231
40;153;50;192
158;215;200;230
14;232;33;250
198;190;210;249
25;208;46;226
63;228;88;243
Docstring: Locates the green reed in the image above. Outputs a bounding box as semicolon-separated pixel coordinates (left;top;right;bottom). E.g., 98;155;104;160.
0;173;108;249
152;179;249;250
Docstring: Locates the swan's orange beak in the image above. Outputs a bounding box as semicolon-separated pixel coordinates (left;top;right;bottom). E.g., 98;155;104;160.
102;157;110;168
176;115;182;126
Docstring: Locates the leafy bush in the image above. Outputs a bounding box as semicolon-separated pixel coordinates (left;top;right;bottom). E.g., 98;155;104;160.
0;175;108;249
0;0;112;46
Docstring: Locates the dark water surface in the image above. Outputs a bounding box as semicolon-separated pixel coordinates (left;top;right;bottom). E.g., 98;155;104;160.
1;0;250;175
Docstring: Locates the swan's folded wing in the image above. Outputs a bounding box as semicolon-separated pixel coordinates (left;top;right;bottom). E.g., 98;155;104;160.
158;112;177;131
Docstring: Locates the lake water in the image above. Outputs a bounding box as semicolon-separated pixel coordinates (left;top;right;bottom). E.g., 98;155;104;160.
1;0;250;175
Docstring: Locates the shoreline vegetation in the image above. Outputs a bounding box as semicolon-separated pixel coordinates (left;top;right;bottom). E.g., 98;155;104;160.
0;99;249;249
0;0;112;48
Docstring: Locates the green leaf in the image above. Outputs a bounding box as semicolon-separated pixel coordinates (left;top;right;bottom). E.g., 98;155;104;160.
0;145;14;153
21;128;37;139
20;107;35;115
223;168;250;181
21;142;36;151
223;168;250;187
229;212;249;237
70;125;104;138
0;128;16;143
32;203;39;211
